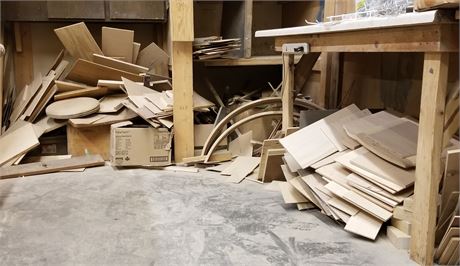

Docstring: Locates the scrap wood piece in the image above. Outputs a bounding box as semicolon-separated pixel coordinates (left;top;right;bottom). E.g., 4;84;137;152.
28;85;59;122
54;86;109;101
54;22;102;61
221;156;260;183
294;52;321;94
261;149;285;183
392;217;412;235
9;75;43;122
132;42;141;63
66;59;142;86
46;97;100;119
344;211;383;240
288;176;319;206
101;26;134;63
93;54;148;74
326;197;359;216
301;174;337;217
435;226;460;259
257;139;283;181
161;166;199;173
326;181;392;222
0;154;105;179
316;162;352;189
0;122;39;166
346;173;405;205
23;72;56;119
136;42;169;77
280;164;298;181
282;153;302;173
205;161;232;172
279;181;309;204
438;237;460;265
47;49;65;74
98;94;127;113
69;108;137;128
33;116;66;135
55;80;91;92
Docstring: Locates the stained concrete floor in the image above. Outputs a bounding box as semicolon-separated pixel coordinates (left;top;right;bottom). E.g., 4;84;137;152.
0;166;416;265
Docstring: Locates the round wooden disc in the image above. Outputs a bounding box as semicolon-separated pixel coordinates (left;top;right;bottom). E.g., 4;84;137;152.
46;97;100;119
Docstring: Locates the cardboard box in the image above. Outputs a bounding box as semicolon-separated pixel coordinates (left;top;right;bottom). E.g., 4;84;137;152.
111;122;172;166
67;125;111;160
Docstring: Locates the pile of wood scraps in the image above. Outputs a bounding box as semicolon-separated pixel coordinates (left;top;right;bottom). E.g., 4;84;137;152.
262;104;459;242
193;36;241;60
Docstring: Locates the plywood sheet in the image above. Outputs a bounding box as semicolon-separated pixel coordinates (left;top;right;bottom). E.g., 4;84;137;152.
279;181;309;204
101;27;134;63
66;59;142;86
46;97;100;119
54;22;102;61
344;211;382;240
136;42;169;77
93;54;148;74
0;122;39;166
221;156;260;183
229;131;253;157
54;86;109;101
387;226;411;249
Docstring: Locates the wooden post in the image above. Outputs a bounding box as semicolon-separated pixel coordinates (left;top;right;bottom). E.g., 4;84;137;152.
0;1;3;134
170;0;194;162
410;52;449;265
281;53;294;131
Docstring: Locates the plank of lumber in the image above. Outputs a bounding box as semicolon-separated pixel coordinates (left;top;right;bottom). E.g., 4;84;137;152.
101;27;134;63
170;0;194;42
66;59;142;86
93;54;148;74
9;75;43;123
132;42;141;63
171;42;194;162
23;72;55;119
410;52;450;265
440;149;460;211
55;80;91;92
136;42;169;77
281;54;294;131
0;155;105;179
54;86;109;101
0;122;39;166
54;22;102;61
98;94;126;113
279;181;309;204
387;226;411;249
257;139;283;181
392;217;412;235
439;237;459;265
262;149;285;183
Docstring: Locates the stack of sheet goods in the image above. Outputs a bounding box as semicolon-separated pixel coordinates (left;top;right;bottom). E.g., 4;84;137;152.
193;36;241;60
0;22;214;172
274;104;447;241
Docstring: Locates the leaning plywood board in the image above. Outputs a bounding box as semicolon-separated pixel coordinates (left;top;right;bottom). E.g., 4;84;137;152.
439;238;460;265
101;27;134;63
311;150;349;169
9;75;43;122
54;86;109;101
132;42;141;63
441;149;460;211
55;80;91;92
262;149;285;183
0;155;105;179
136;42;169;77
326;181;392;221
66;59;142;86
229;131;253;157
391;217;412;235
23;72;56;119
279;181;309;204
435;226;460;259
69;108;137;128
54;22;102;61
0;123;39;166
93;54;148;74
223;156;260;183
343;111;402;144
316;162;352;189
344;211;383;240
387;226;411;249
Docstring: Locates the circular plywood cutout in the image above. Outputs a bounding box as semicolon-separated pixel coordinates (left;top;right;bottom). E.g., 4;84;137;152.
46;97;100;119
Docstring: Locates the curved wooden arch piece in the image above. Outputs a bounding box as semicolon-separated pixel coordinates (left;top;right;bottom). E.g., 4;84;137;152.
204;111;300;162
201;97;321;156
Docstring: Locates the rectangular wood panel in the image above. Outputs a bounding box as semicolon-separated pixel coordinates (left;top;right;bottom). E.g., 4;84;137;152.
109;1;166;21
54;22;103;61
47;1;105;19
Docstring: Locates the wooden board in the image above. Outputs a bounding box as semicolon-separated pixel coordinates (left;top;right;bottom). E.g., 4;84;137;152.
0;155;105;179
46;97;100;119
93;54;148;74
279;181;309;204
228;131;253;157
9;75;43;123
101;27;134;63
392;218;412;235
344;211;382;240
387;226;411;249
98;95;127;113
441;149;460;211
54;22;102;61
67;125;110;160
23;72;56;120
393;206;413;221
136;42;169;77
55;80;91;92
257;139;283;181
69;108;138;128
0;122;39;166
132;42;141;63
438;237;459;265
170;0;194;41
54;86;109;101
222;156;260;183
66;59;143;86
261;150;285;183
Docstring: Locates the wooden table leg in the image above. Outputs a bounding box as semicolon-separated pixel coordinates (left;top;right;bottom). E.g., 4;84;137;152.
282;53;294;131
410;52;449;265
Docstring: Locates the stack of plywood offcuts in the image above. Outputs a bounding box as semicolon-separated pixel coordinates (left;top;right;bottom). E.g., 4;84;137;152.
0;22;214;178
275;104;429;242
193;36;241;60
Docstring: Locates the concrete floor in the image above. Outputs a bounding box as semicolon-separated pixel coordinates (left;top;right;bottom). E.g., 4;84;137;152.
0;166;416;265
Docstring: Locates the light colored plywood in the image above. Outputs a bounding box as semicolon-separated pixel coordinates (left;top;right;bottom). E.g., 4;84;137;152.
222;156;260;183
54;22;102;61
441;149;460;211
344;211;383;240
392;217;412;235
0;122;39;166
132;42;141;63
54;86;109;101
66;59;142;86
170;0;194;41
438;238;459;265
93;54;148;74
387;226;411;249
0;155;105;179
229;131;253;157
46;97;100;119
316;162;351;189
55;80;91;92
101;27;134;63
98;94;127;113
279;181;309;204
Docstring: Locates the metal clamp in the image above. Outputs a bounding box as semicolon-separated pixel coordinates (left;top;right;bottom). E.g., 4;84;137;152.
281;43;309;54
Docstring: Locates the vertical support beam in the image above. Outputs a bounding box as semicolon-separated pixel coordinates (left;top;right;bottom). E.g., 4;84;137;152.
170;0;194;162
243;0;253;58
410;52;449;265
0;0;3;133
281;54;294;131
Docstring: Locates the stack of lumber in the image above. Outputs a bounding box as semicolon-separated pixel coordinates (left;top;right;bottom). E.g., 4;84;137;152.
0;22;214;178
270;104;431;241
193;36;241;60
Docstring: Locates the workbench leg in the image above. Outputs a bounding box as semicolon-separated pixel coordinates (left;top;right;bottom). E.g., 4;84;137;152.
282;54;294;131
410;52;449;265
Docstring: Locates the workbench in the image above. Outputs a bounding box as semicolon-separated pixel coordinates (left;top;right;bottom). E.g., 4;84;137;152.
256;10;459;265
